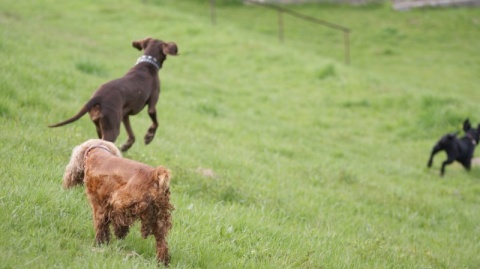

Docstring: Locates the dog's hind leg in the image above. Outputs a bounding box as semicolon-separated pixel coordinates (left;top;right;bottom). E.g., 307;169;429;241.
94;121;102;139
99;117;120;143
152;202;172;266
461;159;472;171
153;221;170;266
120;116;135;152
89;104;103;139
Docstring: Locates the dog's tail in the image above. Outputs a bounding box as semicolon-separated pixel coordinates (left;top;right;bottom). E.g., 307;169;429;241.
153;166;173;213
155;166;171;189
153;166;174;231
63;139;121;189
48;96;102;128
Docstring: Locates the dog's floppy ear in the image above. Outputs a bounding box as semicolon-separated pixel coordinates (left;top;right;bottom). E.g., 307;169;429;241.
132;37;152;51
162;42;178;56
463;118;471;132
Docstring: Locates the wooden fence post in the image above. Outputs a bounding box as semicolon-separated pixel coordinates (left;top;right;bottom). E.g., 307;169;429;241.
210;0;216;25
344;30;350;65
278;10;284;43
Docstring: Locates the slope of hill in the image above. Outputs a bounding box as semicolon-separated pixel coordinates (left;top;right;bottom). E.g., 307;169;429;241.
1;0;479;268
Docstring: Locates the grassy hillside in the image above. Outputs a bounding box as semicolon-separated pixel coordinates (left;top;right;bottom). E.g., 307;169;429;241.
1;0;480;268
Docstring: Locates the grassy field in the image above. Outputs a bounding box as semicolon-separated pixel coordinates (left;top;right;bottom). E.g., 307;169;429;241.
1;0;480;268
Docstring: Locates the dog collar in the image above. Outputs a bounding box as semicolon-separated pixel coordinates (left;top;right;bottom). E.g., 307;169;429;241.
467;134;477;145
136;55;160;70
84;144;112;160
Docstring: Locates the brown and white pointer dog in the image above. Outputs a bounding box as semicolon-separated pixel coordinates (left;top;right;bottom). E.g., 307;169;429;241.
49;37;178;152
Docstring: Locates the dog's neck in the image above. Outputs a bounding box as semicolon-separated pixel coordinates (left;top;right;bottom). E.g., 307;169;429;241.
136;55;160;71
466;133;477;145
84;145;113;160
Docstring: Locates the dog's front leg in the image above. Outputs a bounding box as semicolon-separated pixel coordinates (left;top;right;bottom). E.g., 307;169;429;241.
144;88;160;145
120;116;135;152
153;216;171;266
440;156;455;176
145;108;158;145
461;159;472;171
154;232;170;266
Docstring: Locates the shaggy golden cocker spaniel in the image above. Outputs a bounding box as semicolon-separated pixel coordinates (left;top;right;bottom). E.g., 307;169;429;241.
63;139;174;266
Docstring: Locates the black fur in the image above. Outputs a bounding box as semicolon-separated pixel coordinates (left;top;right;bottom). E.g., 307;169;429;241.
427;119;480;176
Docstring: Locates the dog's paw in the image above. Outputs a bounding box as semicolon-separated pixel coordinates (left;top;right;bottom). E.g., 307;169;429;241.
144;133;155;145
120;144;132;152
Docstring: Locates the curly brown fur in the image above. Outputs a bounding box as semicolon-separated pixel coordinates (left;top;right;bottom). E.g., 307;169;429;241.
63;140;173;266
62;139;122;189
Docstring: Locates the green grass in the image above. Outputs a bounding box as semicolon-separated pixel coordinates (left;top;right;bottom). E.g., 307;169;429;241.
1;0;480;268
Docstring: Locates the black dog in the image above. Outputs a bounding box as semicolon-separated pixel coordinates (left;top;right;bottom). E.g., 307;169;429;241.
427;119;480;176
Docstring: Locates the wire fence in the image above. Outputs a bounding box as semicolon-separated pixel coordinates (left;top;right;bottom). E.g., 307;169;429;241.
209;0;351;65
